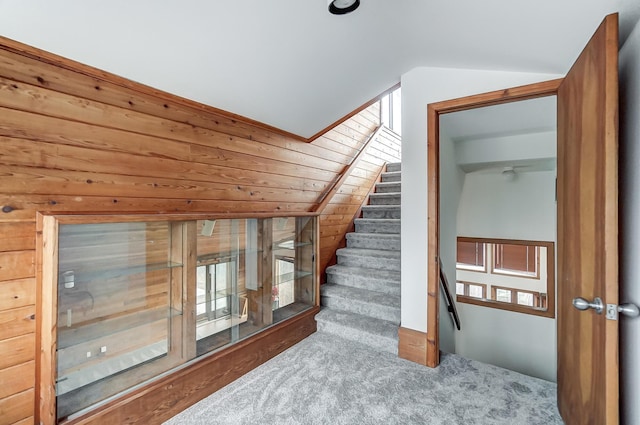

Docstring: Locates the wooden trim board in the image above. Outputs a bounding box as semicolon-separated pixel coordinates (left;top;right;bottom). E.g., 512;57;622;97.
398;327;429;366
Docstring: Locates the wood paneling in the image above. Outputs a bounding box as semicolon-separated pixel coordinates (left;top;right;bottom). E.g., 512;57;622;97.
318;128;401;277
0;252;34;282
0;334;35;370
0;306;36;340
0;389;33;425
0;36;398;423
0;361;35;399
0;278;35;311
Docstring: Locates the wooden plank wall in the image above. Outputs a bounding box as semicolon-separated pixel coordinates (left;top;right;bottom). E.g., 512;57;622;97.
0;37;399;425
319;127;402;277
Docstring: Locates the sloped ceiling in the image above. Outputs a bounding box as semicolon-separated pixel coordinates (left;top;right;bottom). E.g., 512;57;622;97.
0;0;638;138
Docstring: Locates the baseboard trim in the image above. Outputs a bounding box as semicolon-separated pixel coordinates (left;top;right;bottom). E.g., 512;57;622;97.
398;326;430;366
65;307;319;425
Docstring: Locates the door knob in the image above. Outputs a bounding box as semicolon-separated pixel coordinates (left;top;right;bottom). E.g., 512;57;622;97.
572;297;604;314
617;303;640;318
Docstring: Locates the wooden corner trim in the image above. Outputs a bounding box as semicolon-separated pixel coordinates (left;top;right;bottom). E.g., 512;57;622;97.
307;82;401;142
398;326;432;367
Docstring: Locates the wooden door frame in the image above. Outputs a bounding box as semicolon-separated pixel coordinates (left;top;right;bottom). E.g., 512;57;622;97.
425;79;563;367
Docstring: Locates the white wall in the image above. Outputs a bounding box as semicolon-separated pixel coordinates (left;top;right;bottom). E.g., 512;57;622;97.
454;171;557;381
400;67;562;333
437;129;466;354
457;172;556;240
619;17;640;425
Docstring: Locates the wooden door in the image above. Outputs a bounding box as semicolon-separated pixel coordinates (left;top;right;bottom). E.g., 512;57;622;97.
557;13;619;425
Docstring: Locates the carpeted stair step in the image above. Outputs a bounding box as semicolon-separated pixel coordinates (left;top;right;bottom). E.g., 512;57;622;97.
321;283;400;323
361;205;401;220
346;232;400;251
315;309;398;355
336;247;400;271
369;192;401;206
386;162;402;173
375;181;401;193
326;265;400;296
380;171;401;183
355;218;400;234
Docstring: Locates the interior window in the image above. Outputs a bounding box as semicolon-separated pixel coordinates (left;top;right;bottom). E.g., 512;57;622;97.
455;237;554;318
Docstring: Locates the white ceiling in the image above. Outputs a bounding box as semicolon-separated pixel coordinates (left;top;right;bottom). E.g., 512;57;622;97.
441;96;557;143
441;96;557;174
0;0;638;138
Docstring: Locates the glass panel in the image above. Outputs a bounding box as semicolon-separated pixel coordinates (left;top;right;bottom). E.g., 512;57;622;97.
195;219;243;355
493;243;538;277
468;284;484;299
495;288;512;303
272;216;316;324
456;282;465;295
457;240;485;270
517;291;534;306
52;216;316;420
455;239;554;317
56;221;184;421
195;216;316;357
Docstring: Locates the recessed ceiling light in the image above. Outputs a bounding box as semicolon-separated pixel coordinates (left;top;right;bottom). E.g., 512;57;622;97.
328;0;360;15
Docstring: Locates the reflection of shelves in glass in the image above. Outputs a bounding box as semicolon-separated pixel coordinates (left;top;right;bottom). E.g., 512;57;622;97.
57;305;179;340
56;340;168;395
273;241;312;249
59;261;183;285
277;270;313;282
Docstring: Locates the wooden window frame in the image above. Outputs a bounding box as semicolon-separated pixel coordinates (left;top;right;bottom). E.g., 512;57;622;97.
491;285;547;309
454;237;555;319
491;243;540;279
456;238;487;272
36;212;320;425
455;281;487;300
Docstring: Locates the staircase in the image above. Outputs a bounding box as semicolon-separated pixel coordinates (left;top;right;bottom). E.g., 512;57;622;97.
316;162;401;355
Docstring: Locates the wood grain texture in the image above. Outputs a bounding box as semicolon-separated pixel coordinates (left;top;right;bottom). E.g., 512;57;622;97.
0;389;33;425
0;278;35;311
0;306;35;340
398;326;428;365
0;334;35;370
556;14;619;425
318;128;401;278
0;361;35;399
0;36;395;421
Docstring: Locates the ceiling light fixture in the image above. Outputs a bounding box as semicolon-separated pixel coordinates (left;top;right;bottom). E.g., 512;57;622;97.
328;0;360;15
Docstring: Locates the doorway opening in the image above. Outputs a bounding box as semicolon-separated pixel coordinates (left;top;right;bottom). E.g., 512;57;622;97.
437;95;558;381
425;80;562;368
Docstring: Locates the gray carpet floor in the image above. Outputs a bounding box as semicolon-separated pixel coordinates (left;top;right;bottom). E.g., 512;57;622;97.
164;331;563;425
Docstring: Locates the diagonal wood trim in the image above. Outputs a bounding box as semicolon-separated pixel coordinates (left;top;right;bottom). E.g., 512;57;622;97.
307;83;400;142
0;35;398;145
313;125;385;213
318;161;386;284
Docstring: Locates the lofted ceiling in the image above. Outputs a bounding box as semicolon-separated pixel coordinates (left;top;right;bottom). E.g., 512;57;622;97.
0;0;638;138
